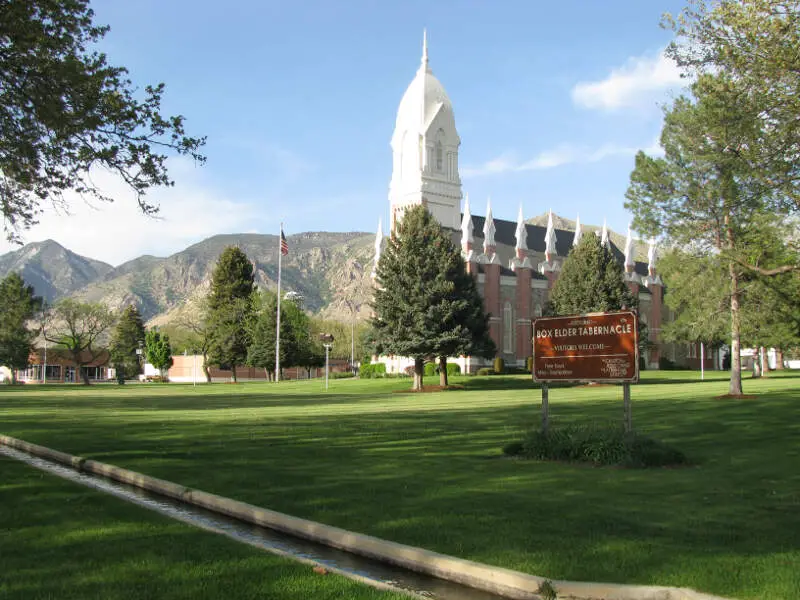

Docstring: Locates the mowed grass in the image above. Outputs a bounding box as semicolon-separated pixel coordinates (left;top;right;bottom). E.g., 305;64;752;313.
0;457;407;600
1;370;799;599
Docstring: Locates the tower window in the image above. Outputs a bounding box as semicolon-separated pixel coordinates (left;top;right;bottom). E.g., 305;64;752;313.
436;141;443;171
503;301;514;354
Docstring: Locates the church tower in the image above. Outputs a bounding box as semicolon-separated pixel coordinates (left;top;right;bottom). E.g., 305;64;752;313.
389;31;462;232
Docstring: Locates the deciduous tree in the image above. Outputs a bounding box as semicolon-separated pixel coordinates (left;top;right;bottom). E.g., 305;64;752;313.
1;0;205;241
145;328;173;379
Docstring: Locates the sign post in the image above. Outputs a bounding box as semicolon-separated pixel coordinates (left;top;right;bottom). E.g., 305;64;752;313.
532;310;639;432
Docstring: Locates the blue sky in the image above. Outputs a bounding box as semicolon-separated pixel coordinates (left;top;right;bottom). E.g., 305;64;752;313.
2;0;690;265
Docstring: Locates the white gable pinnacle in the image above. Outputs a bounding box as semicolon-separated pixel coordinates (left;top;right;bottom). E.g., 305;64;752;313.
483;197;496;251
624;223;636;268
460;193;473;245
544;209;557;260
599;219;610;248
648;238;658;273
371;217;384;279
515;204;527;251
573;213;582;247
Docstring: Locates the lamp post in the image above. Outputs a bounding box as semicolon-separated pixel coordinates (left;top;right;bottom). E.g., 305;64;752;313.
319;333;335;391
136;340;144;381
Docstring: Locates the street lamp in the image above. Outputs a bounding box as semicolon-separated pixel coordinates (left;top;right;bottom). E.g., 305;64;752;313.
319;333;335;391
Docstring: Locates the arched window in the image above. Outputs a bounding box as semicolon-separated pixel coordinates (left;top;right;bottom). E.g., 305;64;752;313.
503;302;514;354
435;141;443;172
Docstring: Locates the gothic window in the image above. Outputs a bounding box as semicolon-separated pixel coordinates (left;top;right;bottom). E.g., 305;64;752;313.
436;141;443;172
503;302;513;354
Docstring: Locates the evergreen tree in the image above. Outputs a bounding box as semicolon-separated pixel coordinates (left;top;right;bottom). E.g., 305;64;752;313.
549;233;637;316
109;305;145;383
246;291;285;381
370;205;494;390
0;273;42;383
206;246;254;382
145;329;173;379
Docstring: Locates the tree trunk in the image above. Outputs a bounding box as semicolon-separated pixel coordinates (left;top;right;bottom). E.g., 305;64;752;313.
775;349;785;370
231;364;238;383
202;352;212;382
10;369;17;385
728;258;743;396
439;356;448;387
412;358;424;391
760;347;769;375
79;366;90;385
264;367;269;380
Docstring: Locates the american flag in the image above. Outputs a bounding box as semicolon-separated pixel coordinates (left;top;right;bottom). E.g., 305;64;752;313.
280;228;289;256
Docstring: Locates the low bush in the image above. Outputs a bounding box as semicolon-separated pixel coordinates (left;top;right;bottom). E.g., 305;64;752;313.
446;363;460;375
476;367;494;376
359;363;387;379
330;371;354;379
659;356;680;370
424;362;436;376
503;424;688;468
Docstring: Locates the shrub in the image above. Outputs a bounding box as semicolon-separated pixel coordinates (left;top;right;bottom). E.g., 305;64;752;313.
330;371;354;379
506;424;688;468
526;356;533;373
446;363;460;375
493;357;505;374
476;367;494;376
659;356;679;370
359;363;386;379
373;363;386;377
424;362;436;376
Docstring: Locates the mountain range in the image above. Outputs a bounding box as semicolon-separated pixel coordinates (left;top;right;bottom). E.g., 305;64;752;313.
0;214;645;327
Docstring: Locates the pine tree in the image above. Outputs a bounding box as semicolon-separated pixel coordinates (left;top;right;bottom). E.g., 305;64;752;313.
145;329;173;379
0;273;42;383
246;291;288;381
370;205;494;390
109;305;145;383
206;246;254;382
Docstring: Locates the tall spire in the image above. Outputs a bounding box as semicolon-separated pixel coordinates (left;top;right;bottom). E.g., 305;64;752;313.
624;223;636;270
421;28;430;72
544;209;557;262
483;197;496;252
515;204;527;252
573;213;582;247
461;193;474;247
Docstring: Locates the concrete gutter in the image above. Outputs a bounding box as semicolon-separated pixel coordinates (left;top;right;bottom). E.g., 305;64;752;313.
1;435;732;600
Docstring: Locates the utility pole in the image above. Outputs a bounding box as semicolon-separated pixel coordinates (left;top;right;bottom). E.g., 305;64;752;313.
319;333;335;391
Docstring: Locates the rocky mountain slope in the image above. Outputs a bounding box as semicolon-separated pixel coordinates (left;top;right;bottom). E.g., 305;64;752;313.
0;240;113;302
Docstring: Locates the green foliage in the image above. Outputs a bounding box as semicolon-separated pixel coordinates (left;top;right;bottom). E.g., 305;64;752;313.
493;357;505;374
0;0;205;240
358;362;386;379
330;371;355;379
476;367;493;376
109;305;145;382
423;362;436;377
145;329;173;375
446;363;460;376
550;233;637;316
310;317;370;362
370;205;495;390
42;299;114;384
206;247;254;378
505;424;688;468
537;580;558;600
0;272;41;378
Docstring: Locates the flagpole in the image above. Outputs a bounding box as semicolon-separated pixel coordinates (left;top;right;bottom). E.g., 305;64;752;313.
276;223;282;382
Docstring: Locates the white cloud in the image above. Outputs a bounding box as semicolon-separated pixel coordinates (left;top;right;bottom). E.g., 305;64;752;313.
571;50;684;111
462;138;662;178
0;159;263;265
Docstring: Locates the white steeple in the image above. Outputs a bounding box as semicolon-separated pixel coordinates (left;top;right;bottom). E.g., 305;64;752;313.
599;219;610;248
573;213;582;247
515;204;527;252
544;209;557;262
647;237;658;275
624;223;636;270
371;218;384;279
460;193;473;246
483;197;496;252
389;32;462;232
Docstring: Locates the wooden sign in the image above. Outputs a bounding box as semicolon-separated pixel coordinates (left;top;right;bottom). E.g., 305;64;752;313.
533;311;639;383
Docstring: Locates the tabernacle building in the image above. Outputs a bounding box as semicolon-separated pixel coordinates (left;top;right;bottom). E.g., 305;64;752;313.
372;34;707;374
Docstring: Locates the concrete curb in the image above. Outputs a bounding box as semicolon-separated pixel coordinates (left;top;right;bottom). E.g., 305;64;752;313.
0;435;732;600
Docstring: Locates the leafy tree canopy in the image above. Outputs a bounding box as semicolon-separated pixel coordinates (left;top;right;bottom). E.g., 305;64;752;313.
1;0;206;241
0;272;42;380
145;328;173;376
109;305;145;382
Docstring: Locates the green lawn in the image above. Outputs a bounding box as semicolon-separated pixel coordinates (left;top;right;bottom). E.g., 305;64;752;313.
0;457;407;600
2;370;799;599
